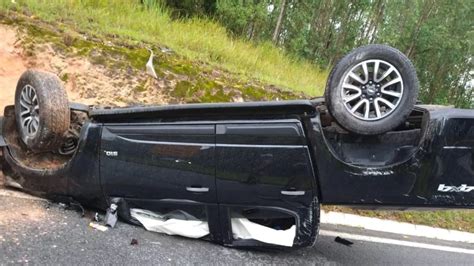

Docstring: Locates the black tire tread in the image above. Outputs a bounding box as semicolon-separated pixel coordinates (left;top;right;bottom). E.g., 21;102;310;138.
15;69;70;152
325;44;419;135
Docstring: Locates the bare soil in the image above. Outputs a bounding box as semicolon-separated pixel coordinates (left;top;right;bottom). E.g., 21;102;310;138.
0;24;26;113
0;24;168;112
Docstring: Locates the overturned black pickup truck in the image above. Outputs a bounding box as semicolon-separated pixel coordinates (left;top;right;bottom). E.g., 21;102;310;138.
0;45;473;248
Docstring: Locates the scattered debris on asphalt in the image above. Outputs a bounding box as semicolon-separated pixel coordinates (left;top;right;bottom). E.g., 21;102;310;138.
89;222;108;232
130;238;139;245
69;201;85;217
94;212;101;222
335;236;354;246
105;203;118;228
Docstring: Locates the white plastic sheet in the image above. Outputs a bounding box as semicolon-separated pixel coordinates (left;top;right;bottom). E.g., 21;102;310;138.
131;208;296;246
130;208;209;239
231;217;296;247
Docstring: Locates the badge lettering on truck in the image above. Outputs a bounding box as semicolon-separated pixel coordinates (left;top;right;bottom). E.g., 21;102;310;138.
438;184;474;193
104;150;118;157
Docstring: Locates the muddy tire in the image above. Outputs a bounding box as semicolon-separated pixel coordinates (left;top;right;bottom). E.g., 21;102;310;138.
15;69;70;152
325;44;419;135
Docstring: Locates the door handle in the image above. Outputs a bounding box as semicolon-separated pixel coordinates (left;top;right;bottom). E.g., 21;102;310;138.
281;190;305;196
186;187;210;193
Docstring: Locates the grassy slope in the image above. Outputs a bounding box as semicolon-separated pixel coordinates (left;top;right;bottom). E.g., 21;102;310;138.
0;0;327;96
2;12;305;105
324;206;474;233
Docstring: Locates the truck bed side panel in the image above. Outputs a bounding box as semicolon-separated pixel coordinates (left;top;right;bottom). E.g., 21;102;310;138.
307;109;474;208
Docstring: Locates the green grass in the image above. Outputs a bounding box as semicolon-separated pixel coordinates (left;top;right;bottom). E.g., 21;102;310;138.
324;206;474;233
1;0;327;96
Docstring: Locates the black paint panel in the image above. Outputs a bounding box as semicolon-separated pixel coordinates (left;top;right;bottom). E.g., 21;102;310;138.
216;123;305;145
215;122;314;207
309;109;474;207
100;124;217;203
91;100;315;122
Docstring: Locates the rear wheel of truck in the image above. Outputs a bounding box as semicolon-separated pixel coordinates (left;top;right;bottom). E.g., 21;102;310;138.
325;44;419;135
14;69;70;152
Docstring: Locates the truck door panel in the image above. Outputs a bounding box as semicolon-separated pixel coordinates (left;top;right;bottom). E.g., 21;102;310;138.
100;124;216;203
215;122;314;207
215;121;316;247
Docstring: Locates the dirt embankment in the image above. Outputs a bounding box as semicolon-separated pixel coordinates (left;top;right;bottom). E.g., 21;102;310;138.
0;24;26;112
0;11;307;114
0;14;306;189
0;23;170;111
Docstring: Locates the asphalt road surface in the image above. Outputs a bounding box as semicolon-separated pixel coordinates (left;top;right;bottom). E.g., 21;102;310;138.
0;192;473;265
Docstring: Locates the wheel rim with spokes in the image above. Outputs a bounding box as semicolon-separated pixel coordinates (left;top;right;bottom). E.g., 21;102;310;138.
340;59;404;121
19;84;40;137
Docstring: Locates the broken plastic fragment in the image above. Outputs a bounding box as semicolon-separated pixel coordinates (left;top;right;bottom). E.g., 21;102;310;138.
89;222;108;232
94;212;101;222
105;203;118;228
146;49;158;79
335;236;353;246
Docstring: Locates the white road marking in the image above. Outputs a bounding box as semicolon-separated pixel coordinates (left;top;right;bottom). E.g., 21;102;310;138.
320;230;474;255
443;146;472;149
321;211;474;243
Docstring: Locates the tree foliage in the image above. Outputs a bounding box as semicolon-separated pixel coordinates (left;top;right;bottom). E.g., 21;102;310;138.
159;0;473;108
